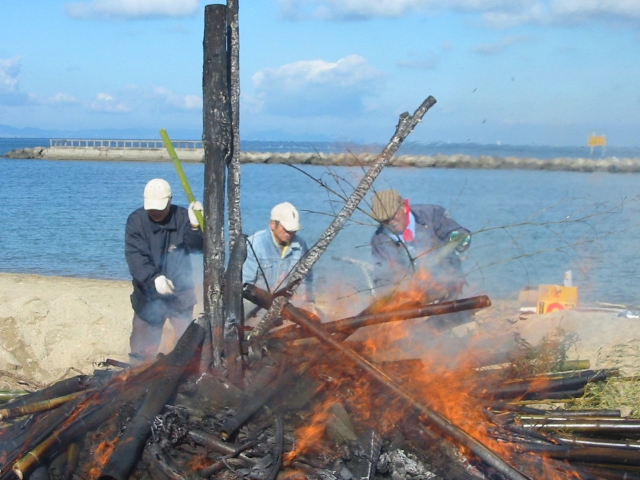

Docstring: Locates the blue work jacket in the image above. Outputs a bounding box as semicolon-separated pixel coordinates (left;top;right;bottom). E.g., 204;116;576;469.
242;229;314;303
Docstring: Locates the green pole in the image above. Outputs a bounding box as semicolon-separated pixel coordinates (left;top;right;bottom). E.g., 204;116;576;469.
159;128;205;231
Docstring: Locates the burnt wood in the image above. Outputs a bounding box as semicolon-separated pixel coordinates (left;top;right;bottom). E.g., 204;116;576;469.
202;3;231;373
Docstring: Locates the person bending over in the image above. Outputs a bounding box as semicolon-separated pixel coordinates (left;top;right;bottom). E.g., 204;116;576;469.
370;189;471;302
125;178;203;362
242;202;314;321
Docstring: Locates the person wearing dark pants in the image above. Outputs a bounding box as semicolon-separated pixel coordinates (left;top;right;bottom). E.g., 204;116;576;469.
125;178;203;362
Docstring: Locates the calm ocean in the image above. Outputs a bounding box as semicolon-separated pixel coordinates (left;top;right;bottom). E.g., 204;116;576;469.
1;138;639;307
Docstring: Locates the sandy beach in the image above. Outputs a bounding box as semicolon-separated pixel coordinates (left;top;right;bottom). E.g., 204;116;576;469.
2;271;639;393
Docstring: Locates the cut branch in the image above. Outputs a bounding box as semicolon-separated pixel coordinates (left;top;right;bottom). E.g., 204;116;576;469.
247;96;437;343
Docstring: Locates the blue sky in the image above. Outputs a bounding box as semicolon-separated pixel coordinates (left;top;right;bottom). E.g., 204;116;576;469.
2;0;640;146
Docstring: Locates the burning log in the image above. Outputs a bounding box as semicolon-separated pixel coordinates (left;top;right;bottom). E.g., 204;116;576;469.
270;292;492;341
98;320;205;480
280;298;530;480
6;320;205;479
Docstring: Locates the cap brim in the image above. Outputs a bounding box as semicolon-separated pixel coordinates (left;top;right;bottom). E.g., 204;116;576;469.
144;197;170;211
280;220;301;232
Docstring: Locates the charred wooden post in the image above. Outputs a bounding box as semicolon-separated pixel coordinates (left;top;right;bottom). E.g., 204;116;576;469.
283;303;530;480
202;3;231;373
224;234;247;388
98;321;206;480
225;0;242;252
247;96;438;345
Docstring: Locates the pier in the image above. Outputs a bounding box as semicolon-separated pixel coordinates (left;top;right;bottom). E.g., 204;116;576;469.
47;138;205;162
3;139;640;173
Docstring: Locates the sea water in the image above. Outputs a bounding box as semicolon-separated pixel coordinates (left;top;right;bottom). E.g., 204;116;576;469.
1;139;639;306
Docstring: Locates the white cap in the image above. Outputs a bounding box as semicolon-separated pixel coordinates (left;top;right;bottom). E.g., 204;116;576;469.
271;202;301;231
144;178;172;210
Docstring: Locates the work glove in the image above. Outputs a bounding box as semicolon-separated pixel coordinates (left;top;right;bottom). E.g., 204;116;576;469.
154;275;175;295
449;231;471;253
188;201;203;228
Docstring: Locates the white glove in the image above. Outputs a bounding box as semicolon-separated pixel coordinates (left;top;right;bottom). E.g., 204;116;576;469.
154;275;175;295
188;201;203;228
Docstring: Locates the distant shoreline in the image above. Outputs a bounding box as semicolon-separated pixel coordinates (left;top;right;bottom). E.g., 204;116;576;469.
4;145;640;173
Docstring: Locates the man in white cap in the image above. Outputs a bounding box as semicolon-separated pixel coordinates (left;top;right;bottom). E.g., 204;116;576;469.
125;178;204;362
242;202;314;318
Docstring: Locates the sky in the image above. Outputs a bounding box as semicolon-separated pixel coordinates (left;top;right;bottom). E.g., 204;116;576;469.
2;0;640;146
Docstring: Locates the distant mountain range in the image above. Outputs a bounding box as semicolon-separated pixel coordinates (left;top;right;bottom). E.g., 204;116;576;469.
0;123;201;140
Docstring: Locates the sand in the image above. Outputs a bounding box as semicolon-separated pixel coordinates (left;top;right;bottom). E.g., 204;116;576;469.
1;272;638;391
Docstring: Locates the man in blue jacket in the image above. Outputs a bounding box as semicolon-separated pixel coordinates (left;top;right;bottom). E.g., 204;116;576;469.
125;178;203;362
370;189;471;302
242;202;314;320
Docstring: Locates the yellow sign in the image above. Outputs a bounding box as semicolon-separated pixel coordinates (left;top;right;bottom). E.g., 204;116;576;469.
537;284;578;314
588;135;607;147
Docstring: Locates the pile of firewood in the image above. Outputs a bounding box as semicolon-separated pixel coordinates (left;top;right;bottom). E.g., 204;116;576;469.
2;285;640;480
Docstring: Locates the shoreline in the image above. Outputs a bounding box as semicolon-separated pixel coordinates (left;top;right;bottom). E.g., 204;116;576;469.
4;146;640;173
3;272;640;388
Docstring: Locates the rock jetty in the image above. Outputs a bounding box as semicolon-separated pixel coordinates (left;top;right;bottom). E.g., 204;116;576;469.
4;146;640;173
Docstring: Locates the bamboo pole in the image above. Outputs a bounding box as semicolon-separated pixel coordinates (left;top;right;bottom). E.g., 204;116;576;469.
202;3;231;373
159;128;205;230
0;391;86;421
247;96;438;344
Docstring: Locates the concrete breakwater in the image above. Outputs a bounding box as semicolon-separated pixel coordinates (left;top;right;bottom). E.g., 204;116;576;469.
5;145;640;173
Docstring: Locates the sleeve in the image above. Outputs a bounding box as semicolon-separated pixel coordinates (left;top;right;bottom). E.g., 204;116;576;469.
431;205;470;243
180;208;204;252
125;214;159;292
242;235;259;286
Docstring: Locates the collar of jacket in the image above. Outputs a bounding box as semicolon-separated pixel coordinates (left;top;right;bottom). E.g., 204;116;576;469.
270;232;302;255
149;207;178;233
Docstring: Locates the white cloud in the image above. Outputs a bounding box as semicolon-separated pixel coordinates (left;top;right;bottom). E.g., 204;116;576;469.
65;0;200;20
89;92;131;113
251;55;384;116
0;56;31;106
153;86;202;110
46;93;78;104
0;57;22;93
278;0;640;27
472;35;532;55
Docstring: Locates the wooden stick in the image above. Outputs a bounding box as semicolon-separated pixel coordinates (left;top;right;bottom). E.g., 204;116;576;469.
247;96;437;343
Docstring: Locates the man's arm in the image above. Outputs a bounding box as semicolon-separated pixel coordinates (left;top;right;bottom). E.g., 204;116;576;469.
431;205;470;242
125;215;159;291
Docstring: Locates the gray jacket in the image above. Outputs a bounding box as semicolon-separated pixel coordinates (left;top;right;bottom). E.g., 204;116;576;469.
371;204;469;299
